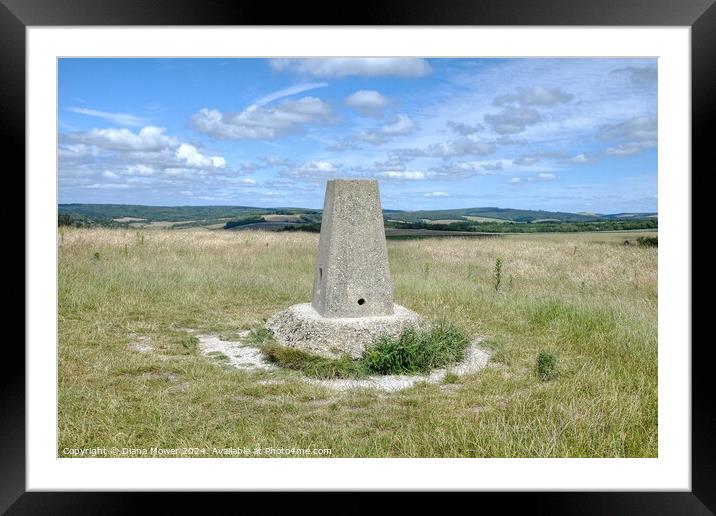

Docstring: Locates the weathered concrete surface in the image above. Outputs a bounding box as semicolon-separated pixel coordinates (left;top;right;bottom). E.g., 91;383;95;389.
312;179;394;318
266;303;423;359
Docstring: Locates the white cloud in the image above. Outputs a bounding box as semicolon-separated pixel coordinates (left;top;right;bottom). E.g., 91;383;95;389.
58;143;103;159
604;143;645;156
511;173;556;184
381;114;415;135
424;191;449;197
566;153;599;164
446;121;483;135
379;171;429;180
252;82;328;108
482;161;503;171
345;90;390;114
260;156;291;166
59;124;235;196
66;126;179;151
513;152;567;166
514;156;539;166
67;107;147;127
280;160;341;182
600;116;657;147
127;164;156;176
176;143;225;168
427;160;503;179
484;107;542;135
191;96;332;140
610;66;657;86
494;86;573;107
301;161;336;172
328;114;416;149
84;183;130;189
394;137;496;159
269;58;431;78
565;116;657;164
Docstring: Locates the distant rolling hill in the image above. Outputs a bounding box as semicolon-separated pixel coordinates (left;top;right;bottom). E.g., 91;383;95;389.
59;203;656;223
58;203;657;234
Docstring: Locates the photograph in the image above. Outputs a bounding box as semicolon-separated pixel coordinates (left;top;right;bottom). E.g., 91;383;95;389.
57;56;659;459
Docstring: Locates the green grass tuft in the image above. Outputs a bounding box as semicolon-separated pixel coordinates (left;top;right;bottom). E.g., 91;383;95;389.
262;343;370;379
636;236;658;247
536;350;557;381
246;326;273;346
179;335;198;354
206;351;230;363
443;371;460;384
362;322;470;375
262;322;470;379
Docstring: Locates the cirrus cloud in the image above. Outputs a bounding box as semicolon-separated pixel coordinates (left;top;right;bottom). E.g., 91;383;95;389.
67;107;148;127
191;96;333;140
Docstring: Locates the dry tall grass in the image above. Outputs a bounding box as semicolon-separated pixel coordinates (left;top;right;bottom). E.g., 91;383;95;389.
58;228;657;457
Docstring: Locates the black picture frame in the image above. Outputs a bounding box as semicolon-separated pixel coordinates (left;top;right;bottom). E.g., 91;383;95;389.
4;0;711;512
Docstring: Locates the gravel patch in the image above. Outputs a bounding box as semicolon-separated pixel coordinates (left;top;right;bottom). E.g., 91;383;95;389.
197;334;278;371
194;331;490;392
129;335;153;353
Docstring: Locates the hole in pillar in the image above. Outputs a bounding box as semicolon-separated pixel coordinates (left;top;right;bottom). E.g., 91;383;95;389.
319;267;322;281
357;298;365;305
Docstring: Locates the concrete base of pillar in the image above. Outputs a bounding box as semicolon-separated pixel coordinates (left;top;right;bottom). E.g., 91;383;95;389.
265;303;424;359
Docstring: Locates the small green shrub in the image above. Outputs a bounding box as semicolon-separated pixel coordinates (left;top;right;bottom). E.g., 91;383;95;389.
362;322;470;375
179;335;198;354
536;350;557;381
493;256;503;291
261;323;471;378
246;326;273;345
636;236;658;248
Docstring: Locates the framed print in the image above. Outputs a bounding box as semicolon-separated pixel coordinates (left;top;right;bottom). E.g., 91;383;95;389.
5;0;712;512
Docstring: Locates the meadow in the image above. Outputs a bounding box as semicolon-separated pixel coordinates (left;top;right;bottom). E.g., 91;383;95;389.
58;227;657;457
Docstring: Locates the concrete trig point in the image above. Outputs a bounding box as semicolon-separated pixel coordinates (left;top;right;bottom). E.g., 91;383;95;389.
266;179;422;358
312;179;394;318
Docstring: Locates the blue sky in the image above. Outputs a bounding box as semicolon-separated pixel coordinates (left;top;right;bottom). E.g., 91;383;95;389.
58;58;657;213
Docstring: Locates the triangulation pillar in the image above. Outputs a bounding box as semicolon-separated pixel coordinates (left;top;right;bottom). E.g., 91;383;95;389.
312;179;394;318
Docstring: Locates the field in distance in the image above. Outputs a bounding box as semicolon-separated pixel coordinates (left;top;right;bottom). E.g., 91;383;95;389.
58;227;657;457
59;204;658;236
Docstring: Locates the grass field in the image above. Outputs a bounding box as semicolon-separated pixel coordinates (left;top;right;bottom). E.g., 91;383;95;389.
463;216;513;223
58;227;657;458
